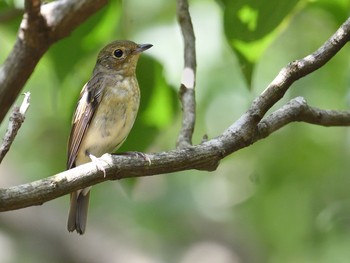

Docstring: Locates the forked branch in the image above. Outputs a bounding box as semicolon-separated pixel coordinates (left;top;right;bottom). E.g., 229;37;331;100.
1;3;350;213
176;0;197;148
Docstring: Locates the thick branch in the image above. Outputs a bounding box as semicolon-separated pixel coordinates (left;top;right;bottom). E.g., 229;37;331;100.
1;7;350;213
0;148;220;211
176;0;197;148
0;0;107;124
2;96;350;211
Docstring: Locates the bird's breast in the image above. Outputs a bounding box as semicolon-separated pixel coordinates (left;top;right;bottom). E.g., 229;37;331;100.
76;77;140;165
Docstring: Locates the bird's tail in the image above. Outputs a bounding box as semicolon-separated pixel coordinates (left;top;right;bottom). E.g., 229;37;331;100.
67;189;90;235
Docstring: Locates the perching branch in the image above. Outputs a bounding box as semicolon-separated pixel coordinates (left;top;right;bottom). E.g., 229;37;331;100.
0;92;30;164
0;0;107;124
1;4;350;212
1;96;350;211
176;0;197;148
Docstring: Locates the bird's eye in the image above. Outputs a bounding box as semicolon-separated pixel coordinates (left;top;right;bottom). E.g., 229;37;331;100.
113;49;123;58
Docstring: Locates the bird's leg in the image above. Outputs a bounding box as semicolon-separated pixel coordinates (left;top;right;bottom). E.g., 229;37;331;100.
113;151;152;165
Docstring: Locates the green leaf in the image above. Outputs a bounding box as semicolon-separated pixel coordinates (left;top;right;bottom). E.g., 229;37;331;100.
220;0;301;88
309;0;350;24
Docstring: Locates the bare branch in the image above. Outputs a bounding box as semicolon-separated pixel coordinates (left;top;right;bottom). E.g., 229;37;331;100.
25;0;41;21
2;94;350;211
0;92;31;164
176;0;197;148
213;17;350;155
0;0;107;124
257;97;350;138
1;6;350;213
0;148;221;211
248;17;350;122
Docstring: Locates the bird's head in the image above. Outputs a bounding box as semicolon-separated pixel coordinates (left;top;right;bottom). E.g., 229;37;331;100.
96;40;152;76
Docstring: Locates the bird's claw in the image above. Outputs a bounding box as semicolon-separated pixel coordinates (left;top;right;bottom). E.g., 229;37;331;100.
119;151;152;165
89;153;108;177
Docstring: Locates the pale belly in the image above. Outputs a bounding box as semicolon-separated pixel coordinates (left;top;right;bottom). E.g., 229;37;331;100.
75;86;139;165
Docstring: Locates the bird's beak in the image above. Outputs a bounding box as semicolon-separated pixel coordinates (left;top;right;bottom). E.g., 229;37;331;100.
135;43;153;53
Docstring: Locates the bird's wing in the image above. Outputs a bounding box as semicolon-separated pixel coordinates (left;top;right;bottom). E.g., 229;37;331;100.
67;74;104;169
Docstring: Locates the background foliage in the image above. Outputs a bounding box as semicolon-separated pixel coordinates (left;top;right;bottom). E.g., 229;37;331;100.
1;0;350;262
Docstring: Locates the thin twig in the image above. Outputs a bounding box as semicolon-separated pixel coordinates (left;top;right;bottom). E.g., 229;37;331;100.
0;92;31;164
176;0;197;148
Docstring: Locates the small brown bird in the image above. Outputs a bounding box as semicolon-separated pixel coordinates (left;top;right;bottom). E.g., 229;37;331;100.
67;40;152;234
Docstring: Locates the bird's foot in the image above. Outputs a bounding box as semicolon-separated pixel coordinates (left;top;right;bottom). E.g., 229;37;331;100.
115;151;152;165
88;153;109;177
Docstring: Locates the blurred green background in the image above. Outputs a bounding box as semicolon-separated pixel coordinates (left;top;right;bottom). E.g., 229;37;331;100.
1;0;350;262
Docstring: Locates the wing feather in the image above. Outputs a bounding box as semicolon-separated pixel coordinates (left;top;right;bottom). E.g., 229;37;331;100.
67;74;103;169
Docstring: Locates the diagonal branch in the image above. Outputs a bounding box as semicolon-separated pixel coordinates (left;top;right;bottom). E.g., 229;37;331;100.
0;0;107;125
248;17;350;122
0;92;31;164
217;16;350;153
1;5;350;215
176;0;197;148
2;96;350;211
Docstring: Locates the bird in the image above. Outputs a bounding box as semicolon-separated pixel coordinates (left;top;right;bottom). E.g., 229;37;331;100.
66;40;152;234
